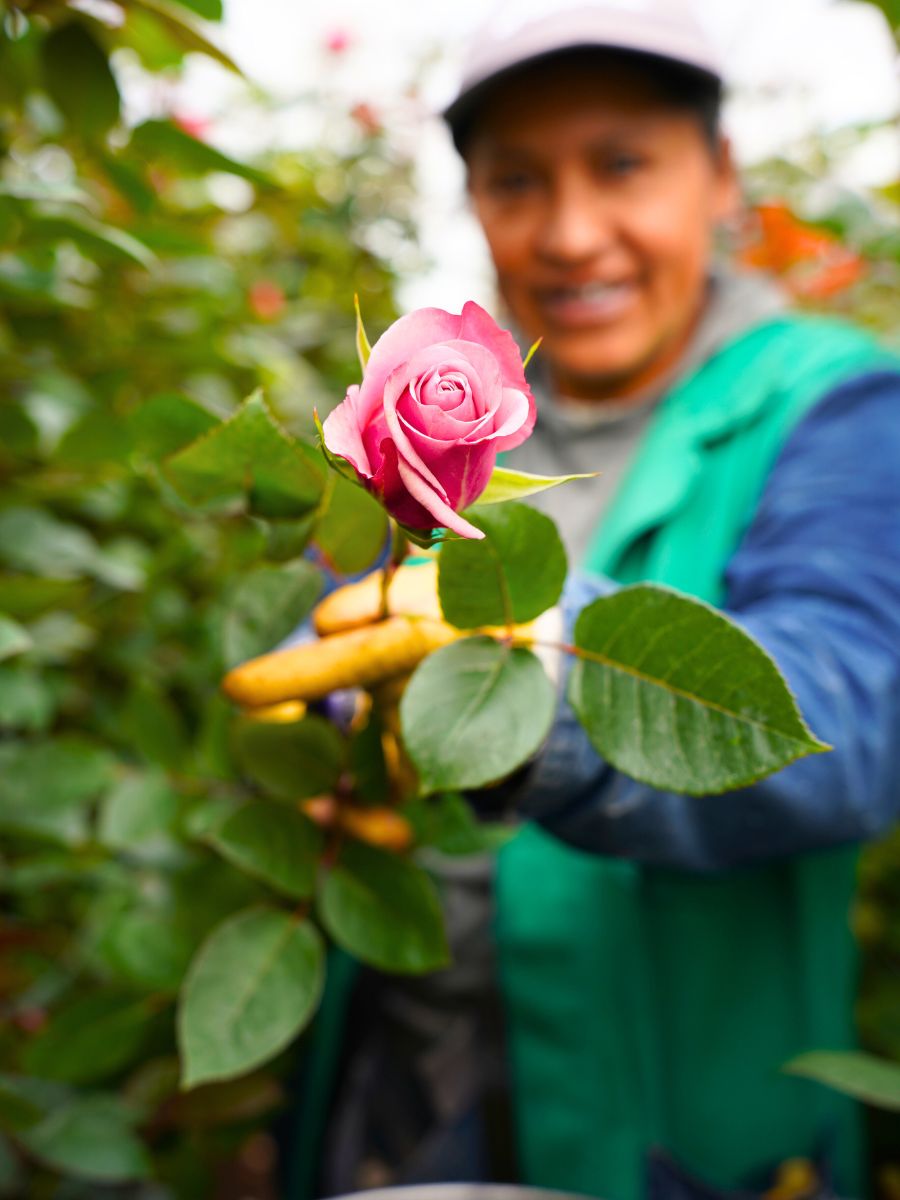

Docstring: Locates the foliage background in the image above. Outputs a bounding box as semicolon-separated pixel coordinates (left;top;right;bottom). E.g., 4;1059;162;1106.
0;0;898;1196
0;1;412;1195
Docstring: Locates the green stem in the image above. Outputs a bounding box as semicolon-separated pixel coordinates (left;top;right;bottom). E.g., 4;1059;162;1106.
380;521;410;619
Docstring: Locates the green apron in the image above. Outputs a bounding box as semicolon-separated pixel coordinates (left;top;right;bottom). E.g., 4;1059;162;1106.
497;315;898;1199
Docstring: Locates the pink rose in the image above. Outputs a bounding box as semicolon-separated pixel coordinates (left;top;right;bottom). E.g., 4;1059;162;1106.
322;302;536;539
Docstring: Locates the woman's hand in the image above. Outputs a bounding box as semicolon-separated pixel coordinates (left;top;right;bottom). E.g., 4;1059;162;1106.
221;561;457;709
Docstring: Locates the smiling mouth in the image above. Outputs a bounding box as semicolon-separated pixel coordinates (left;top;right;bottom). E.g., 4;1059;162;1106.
536;281;637;327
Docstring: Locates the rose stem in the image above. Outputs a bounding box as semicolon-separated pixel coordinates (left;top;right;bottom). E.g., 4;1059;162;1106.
379;521;410;620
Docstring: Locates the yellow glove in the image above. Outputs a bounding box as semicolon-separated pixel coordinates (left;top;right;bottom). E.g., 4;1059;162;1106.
223;561;455;829
222;560;561;831
222;560;455;709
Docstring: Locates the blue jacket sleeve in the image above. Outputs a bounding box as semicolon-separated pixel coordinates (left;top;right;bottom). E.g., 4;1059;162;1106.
517;369;900;872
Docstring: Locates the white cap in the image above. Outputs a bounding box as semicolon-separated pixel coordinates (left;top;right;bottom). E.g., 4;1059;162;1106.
444;0;724;138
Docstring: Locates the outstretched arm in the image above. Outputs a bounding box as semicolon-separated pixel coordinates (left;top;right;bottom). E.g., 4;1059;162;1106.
517;370;900;871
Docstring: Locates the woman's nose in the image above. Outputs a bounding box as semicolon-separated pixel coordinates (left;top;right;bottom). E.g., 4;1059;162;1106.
535;181;613;265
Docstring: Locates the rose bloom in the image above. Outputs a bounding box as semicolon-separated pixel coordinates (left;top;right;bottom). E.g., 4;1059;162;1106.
322;302;536;538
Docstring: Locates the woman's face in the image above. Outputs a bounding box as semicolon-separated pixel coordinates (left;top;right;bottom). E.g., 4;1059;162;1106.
465;60;738;401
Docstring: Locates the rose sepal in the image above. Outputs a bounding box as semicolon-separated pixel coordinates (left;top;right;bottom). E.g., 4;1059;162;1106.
354;292;372;370
477;465;598;506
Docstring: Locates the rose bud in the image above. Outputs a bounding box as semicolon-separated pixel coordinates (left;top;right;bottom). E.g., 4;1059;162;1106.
322;301;536;539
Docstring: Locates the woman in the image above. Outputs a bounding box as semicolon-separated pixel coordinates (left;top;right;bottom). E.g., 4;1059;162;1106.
284;4;900;1196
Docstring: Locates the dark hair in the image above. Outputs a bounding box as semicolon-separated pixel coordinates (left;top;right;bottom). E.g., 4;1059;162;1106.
447;46;724;159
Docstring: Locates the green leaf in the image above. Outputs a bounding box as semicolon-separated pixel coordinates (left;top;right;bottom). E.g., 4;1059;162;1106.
477;465;597;506
0;507;142;589
438;502;567;628
349;709;390;805
126;0;240;72
222;560;322;670
178;907;324;1088
97;769;181;849
53;408;131;469
402;792;514;856
130;392;221;461
784;1050;900;1111
98;152;157;214
184;795;241;840
0;576;87;621
0;616;31;662
265;514;319;563
22;612;93;665
208;801;323;899
0;738;116;844
26;213;155;269
400;637;555;792
41;22;121;139
168;0;224;18
23;993;153;1085
21;1095;150;1182
0;1131;24;1196
0;1131;22;1196
354;293;372;369
98;908;196;992
233;714;344;802
569;584;829;795
120;679;189;770
0;665;59;732
0;180;93;206
131;120;268;186
0;404;39;460
315;474;388;574
317;841;449;973
163;391;325;518
0;1078;48;1134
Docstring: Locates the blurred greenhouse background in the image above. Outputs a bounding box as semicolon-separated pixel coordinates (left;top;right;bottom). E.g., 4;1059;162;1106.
0;0;899;1196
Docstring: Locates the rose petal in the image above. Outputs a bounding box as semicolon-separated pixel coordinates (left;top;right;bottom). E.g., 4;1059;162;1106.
383;365;452;499
481;387;536;450
393;418;498;508
458;300;531;393
439;340;506;415
372;438;438;530
397;395;481;444
361;405;389;474
420;369;470;414
395;457;485;539
322;385;373;478
397;342;502;423
356;309;463;425
385;345;504;477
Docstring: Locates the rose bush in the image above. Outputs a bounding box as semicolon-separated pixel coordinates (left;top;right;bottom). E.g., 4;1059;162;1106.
322;300;536;537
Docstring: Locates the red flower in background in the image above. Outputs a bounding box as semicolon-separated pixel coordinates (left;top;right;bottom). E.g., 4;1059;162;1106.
738;201;866;300
172;113;211;142
324;28;352;54
248;280;287;321
350;102;382;137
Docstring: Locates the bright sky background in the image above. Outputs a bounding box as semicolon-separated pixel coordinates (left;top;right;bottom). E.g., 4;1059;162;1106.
166;0;899;309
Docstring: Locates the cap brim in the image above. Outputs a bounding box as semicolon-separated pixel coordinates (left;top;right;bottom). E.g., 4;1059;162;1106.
443;42;722;145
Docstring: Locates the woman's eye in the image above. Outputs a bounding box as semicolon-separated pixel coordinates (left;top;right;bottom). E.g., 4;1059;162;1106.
489;171;539;196
602;153;645;178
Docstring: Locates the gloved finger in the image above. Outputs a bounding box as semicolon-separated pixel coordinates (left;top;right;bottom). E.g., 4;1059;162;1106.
241;699;308;723
314;559;441;637
302;796;414;853
222;616;457;708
